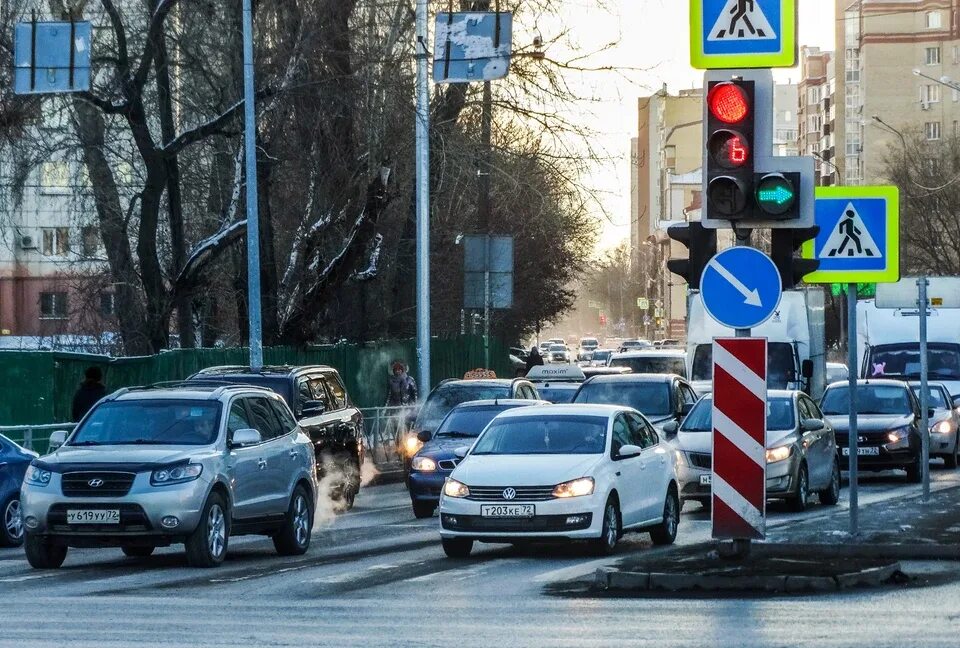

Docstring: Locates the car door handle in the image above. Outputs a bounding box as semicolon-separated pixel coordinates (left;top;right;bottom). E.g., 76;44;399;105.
615;471;621;477
289;450;299;459
257;459;267;470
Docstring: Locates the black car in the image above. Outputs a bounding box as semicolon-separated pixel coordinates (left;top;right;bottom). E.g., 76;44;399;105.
572;373;698;433
820;379;927;482
189;365;365;509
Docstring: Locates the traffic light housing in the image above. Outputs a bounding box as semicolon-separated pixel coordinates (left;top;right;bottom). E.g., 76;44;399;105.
666;222;718;289
706;80;755;220
772;227;821;290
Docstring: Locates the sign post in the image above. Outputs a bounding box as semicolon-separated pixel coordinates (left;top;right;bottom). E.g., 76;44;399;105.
919;277;930;502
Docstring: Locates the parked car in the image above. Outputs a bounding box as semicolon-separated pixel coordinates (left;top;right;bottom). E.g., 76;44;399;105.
665;391;841;512
577;338;600;361
189;365;364;510
572;373;698;434
0;434;37;547
438;404;680;557
609;349;688;379
910;381;960;468
826;362;849;385
408;399;545;518
20;384;320;569
526;364;586;404
820;379;925;482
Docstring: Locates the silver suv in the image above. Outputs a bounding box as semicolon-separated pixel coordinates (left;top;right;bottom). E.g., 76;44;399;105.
20;384;319;569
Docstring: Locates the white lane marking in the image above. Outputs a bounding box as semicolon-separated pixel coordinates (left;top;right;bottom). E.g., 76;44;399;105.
0;573;60;583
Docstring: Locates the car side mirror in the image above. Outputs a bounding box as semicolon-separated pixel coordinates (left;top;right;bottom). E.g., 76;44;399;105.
301;400;326;417
802;359;814;379
801;418;824;432
48;430;68;451
231;428;262;448
617;444;643;459
417;431;432;443
454;446;470;459
929;408;937;419
662;421;679;438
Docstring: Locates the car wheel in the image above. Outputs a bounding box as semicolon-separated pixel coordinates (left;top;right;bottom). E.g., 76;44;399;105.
788;463;809;513
185;492;229;568
818;459;841;506
121;546;155;558
945;434;959;470
591;499;620;556
273;486;314;557
441;537;473;558
650;489;680;546
412;501;436;519
23;533;67;569
906;450;924;483
0;495;24;547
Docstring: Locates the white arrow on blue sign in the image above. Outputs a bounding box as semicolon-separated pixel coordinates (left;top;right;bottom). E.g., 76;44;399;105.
700;247;783;329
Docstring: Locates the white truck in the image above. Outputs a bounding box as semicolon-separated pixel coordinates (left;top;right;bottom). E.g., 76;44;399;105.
856;299;960;398
686;289;827;399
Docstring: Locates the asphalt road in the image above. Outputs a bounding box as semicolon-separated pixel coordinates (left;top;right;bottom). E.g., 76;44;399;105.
1;468;958;648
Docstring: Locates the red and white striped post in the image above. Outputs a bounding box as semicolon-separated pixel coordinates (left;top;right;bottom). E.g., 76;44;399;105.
712;337;768;542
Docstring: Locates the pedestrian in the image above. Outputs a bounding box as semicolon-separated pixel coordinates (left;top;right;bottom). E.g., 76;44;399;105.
71;366;107;421
525;345;545;372
386;361;418;407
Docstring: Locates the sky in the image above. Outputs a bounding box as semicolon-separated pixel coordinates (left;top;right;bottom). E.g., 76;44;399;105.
542;0;838;249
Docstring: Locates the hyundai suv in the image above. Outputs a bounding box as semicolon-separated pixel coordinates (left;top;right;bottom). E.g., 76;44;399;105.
20;384;319;569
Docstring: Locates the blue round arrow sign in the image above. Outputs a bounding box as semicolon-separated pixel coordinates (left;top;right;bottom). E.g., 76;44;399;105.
699;247;782;330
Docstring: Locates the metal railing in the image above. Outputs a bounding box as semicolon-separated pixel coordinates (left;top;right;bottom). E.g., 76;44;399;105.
0;423;76;454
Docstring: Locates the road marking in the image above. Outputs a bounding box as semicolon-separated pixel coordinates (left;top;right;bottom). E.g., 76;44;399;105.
0;573;59;583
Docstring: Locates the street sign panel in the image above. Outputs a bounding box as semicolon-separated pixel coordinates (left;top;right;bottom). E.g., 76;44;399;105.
700;247;782;329
690;0;797;69
712;337;767;540
464;236;513;309
434;12;513;83
876;277;960;309
637;298;650;310
802;186;900;284
14;21;92;94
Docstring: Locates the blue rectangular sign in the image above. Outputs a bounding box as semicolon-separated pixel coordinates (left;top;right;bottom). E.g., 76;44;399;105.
14;21;92;94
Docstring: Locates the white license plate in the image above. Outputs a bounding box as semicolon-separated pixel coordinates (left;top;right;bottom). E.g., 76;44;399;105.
842;447;880;456
480;504;535;518
699;474;712;486
67;509;120;524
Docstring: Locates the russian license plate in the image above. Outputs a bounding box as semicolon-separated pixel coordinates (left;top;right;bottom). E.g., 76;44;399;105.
480;504;535;518
842;447;880;456
67;509;120;524
699;474;712;486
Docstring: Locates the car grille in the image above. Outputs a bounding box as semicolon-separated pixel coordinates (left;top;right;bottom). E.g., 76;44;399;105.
61;471;137;498
688;453;711;469
437;459;460;471
47;503;152;532
441;513;592;532
465;486;556;502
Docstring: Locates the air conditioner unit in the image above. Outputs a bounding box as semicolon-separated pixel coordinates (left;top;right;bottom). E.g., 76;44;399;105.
18;235;37;250
921;101;931;111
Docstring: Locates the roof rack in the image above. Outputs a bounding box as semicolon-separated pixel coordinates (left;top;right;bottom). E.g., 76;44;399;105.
104;380;275;401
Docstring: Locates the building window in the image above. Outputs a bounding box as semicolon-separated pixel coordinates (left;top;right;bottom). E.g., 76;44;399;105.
81;226;98;257
845;157;863;183
954;120;959;137
845;49;861;83
954;46;960;65
40;162;70;195
99;292;116;316
807;87;821;105
41;227;70;256
39;292;68;320
924;158;940;174
926;47;942;65
954;88;960;103
784;110;792;122
926;121;942;140
921;84;941;103
926;11;942;29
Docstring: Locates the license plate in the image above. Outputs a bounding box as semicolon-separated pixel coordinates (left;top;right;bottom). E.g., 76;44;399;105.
480;504;535;518
699;474;712;485
67;509;120;524
842;447;880;456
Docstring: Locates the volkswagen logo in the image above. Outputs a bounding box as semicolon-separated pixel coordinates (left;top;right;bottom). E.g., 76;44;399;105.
88;479;104;488
502;487;517;500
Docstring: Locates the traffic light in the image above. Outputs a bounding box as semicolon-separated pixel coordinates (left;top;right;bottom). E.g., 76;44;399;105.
706;80;755;220
755;172;801;220
666;222;718;289
772;227;820;290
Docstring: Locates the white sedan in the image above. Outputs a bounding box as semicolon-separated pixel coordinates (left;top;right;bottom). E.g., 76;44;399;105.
438;404;680;557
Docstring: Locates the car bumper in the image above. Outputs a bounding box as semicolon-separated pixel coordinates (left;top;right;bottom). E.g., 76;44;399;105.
408;470;451;502
931;429;957;454
677;458;798;501
439;492;602;541
837;446;916;471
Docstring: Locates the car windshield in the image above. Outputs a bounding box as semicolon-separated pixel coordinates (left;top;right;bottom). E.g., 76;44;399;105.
868;344;960;381
435;405;520;438
472;415;608;455
70;400;222;446
581;339;598;347
592;350;612;363
536;386;578;404
692;343;795;387
911;386;948;410
609;357;686;377
826;366;848;384
416;386;511;431
549;345;566;352
821;385;913;416
681;396;796;432
574;381;672;416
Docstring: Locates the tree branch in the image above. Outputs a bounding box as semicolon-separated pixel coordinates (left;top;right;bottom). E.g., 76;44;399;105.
132;0;180;91
75;91;128;115
161;88;273;157
99;0;130;76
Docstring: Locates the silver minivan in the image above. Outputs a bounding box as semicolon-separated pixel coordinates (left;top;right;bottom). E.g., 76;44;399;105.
20;384;319;569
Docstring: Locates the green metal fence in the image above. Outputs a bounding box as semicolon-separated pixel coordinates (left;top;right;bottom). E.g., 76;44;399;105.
0;336;514;426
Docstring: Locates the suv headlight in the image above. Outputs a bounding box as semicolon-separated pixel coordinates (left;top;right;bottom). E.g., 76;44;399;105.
933;420;955;435
151;463;203;486
552;477;595;498
25;466;52;487
884;427;911;450
443;479;470;498
411;456;437;472
765;445;793;463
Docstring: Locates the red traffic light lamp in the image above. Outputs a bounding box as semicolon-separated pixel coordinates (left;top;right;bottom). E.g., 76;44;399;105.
705;80;755;221
708;82;750;124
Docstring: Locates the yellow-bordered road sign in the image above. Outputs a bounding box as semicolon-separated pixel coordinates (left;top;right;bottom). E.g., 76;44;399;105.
690;0;798;69
802;186;900;285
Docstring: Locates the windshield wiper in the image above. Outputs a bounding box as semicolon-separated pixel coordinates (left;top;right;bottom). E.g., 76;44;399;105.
437;431;476;438
67;441;102;446
125;439;170;445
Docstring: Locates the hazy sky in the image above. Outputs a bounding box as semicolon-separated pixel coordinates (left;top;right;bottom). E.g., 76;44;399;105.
543;0;837;249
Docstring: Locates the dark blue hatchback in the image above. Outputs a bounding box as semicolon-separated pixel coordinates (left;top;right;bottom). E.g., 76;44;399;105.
408;400;544;518
0;434;38;547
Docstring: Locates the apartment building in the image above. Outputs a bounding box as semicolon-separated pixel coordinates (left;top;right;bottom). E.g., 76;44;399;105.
797;47;840;185
774;82;800;157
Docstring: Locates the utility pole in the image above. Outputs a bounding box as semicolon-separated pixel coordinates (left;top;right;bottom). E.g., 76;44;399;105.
415;0;431;394
479;80;493;368
242;0;263;370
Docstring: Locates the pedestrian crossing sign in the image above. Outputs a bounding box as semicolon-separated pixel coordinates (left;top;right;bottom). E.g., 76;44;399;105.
690;0;797;69
802;186;901;284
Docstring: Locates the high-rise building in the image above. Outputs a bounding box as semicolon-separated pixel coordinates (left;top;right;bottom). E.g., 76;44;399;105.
774;82;800;157
798;46;839;185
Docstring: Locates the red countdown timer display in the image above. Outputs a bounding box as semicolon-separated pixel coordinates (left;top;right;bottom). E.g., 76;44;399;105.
709;130;750;169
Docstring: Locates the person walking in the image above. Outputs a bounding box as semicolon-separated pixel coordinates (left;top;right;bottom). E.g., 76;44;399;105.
525;345;545;372
386;361;418;407
71;366;107;421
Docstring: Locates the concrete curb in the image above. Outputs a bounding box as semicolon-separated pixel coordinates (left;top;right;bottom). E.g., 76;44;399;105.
754;543;960;561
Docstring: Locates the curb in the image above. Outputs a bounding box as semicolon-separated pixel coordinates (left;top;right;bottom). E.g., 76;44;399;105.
754;543;960;561
369;468;405;487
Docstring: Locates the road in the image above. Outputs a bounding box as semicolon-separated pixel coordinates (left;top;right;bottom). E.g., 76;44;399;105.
1;469;958;648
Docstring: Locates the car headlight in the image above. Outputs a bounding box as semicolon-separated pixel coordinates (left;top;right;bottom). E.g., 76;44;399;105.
411;456;437;472
884;427;911;449
933;420;955;435
443;479;470;498
552;477;595;498
404;435;423;457
25;466;52;487
765;445;793;463
150;463;203;486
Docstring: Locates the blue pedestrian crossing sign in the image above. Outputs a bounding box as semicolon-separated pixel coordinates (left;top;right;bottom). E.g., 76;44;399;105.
700;247;783;329
802;186;901;284
690;0;798;69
